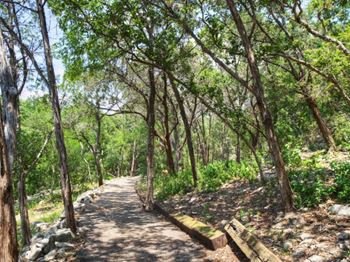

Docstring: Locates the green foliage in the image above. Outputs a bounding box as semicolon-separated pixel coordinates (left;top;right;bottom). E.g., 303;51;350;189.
332;162;350;202
198;160;257;192
289;161;350;208
289;168;331;208
154;160;257;200
154;169;194;200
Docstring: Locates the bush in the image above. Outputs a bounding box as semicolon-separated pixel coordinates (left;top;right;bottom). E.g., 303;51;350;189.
332;162;350;202
154;169;194;200
289;168;332;208
154;160;257;199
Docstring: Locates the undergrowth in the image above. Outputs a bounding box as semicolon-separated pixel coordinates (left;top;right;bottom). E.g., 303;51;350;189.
154;160;258;200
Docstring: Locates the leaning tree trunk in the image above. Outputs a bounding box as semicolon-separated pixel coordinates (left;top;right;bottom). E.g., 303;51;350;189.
145;65;156;211
36;0;76;232
169;78;198;187
94;110;103;186
0;29;18;262
227;0;294;211
301;87;336;151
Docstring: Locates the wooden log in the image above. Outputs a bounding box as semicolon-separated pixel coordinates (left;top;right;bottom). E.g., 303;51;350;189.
154;203;227;250
224;218;281;262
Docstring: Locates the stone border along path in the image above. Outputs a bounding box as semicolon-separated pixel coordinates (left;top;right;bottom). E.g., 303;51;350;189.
75;176;239;261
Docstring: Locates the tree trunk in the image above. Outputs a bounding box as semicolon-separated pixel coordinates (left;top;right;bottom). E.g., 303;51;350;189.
0;31;18;262
236;133;241;164
0;29;18;173
94;109;103;186
18;173;31;246
169;78;198;187
145;66;156;211
227;0;294;211
162;76;176;174
129;140;137;176
36;0;76;232
302;88;336;151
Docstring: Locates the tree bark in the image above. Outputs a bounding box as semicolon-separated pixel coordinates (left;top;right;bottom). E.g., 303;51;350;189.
301;87;336;151
129;140;137;176
94;106;103;186
145;66;156;211
226;0;294;211
18;172;31;246
36;0;76;232
0;30;18;173
0;30;18;262
162;76;176;174
169;77;198;187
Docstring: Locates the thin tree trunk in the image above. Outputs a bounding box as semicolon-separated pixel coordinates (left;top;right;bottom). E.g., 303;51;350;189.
18;173;31;246
145;65;156;211
94;108;103;186
226;0;294;211
0;30;18;262
36;0;76;232
236;134;241;163
162;75;176;174
169;77;198;187
129;140;137;176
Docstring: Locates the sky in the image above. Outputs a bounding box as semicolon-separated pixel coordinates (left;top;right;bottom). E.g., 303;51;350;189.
20;6;65;99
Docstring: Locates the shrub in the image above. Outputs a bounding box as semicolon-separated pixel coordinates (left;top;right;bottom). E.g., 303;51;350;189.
332;162;350;202
289;168;332;208
154;160;258;199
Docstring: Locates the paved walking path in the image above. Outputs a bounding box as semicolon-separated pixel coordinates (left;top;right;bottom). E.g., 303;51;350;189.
75;177;238;261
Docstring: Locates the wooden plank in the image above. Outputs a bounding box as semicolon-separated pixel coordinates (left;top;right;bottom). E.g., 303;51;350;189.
225;225;262;262
154;203;228;250
225;218;281;262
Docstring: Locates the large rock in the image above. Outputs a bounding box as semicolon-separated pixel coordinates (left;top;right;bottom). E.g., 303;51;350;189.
52;228;75;242
329;204;350;216
55;241;75;250
42;249;57;262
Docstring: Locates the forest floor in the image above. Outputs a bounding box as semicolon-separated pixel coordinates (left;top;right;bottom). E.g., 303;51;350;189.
160;152;350;261
71;176;238;261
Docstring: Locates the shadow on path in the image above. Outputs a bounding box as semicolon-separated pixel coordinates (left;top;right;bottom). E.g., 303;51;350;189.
76;177;213;261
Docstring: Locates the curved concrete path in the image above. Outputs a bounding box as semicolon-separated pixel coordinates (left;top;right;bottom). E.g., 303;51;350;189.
75;177;236;261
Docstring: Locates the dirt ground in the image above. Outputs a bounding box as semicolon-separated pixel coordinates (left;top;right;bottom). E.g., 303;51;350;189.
160;177;350;261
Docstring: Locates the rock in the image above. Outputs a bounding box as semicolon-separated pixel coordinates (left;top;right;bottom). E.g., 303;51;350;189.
189;197;197;203
219;220;228;227
292;249;306;259
39;236;56;254
52;228;75;242
26;245;43;261
78;226;89;235
77;193;93;204
315;242;331;251
59;219;66;229
43;249;57;261
32;222;50;232
327;247;341;256
329;204;350;216
299;238;316;247
305;255;325;262
338;230;350;241
339;240;350;250
283;240;293;250
300;232;313;240
55;241;75;250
